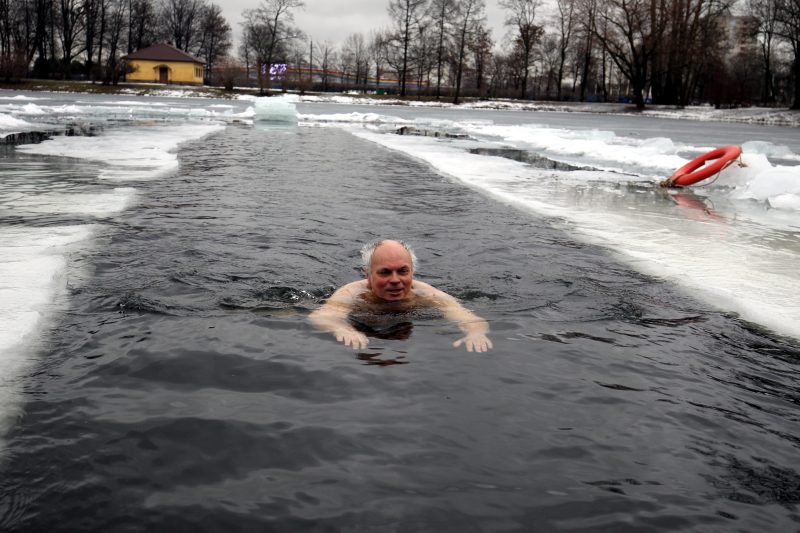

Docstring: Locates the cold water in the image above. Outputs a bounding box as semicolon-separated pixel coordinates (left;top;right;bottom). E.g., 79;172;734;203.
0;91;799;531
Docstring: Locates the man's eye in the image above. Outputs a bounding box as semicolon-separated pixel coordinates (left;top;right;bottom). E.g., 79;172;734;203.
399;269;409;274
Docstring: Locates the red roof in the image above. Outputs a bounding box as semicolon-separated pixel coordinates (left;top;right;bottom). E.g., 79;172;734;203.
123;43;204;64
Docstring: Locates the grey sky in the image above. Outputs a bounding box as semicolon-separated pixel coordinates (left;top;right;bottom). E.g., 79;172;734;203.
220;0;511;51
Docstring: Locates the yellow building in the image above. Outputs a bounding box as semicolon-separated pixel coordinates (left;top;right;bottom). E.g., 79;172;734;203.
123;44;205;85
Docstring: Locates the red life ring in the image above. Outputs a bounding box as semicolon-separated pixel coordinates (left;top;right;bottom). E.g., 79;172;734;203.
663;145;741;187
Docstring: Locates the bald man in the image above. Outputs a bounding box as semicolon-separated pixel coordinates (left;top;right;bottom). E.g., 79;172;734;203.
309;239;493;352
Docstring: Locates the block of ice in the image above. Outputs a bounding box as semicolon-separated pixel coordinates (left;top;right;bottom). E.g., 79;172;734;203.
714;152;772;188
254;95;298;123
742;140;796;160
736;166;800;203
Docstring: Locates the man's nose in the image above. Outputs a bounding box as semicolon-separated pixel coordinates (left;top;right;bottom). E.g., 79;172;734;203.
389;271;400;282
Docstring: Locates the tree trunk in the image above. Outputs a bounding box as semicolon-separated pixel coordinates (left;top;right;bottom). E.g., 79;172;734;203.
520;48;529;100
435;17;444;99
579;37;591;102
400;12;410;96
792;54;800;110
556;50;566;100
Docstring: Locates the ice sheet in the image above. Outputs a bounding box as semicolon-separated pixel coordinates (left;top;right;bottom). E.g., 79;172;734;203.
8;188;136;216
16;124;224;180
0;225;94;441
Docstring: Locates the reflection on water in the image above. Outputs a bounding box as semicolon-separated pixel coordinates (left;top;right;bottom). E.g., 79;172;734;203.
662;190;724;222
356;350;409;366
351;318;415;341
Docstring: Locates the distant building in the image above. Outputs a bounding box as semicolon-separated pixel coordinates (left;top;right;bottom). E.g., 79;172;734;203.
719;14;759;60
123;44;204;85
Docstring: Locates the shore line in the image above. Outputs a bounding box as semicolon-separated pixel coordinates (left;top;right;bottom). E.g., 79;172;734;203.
1;80;798;128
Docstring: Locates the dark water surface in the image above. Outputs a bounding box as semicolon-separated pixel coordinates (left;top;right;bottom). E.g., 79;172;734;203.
2;124;799;531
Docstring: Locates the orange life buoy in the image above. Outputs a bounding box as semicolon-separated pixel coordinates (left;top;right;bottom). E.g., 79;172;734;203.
662;145;741;187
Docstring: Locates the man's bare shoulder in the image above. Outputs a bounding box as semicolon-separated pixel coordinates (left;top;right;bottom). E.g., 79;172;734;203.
332;280;369;300
410;280;436;297
411;280;456;301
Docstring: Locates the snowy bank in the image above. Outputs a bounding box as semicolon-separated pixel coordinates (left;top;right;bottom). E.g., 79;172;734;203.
290;94;800;128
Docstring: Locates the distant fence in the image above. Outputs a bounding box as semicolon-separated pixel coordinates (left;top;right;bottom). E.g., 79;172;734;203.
283;67;429;89
218;64;430;92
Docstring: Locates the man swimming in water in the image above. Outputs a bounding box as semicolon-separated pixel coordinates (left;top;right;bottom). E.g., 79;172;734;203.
309;239;492;352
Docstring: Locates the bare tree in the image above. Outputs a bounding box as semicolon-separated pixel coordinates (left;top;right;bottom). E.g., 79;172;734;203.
128;0;157;51
387;0;426;96
0;0;36;79
159;0;204;52
592;0;667;110
241;0;303;94
538;32;560;98
452;0;485;104
748;0;779;103
342;32;367;91
29;0;57;77
83;0;100;79
102;0;125;84
554;0;576;100
196;2;230;82
649;0;731;107
428;0;455;99
237;37;252;81
315;39;334;91
367;30;386;92
57;0;86;76
470;22;493;97
575;0;597;102
500;0;543;99
0;0;12;78
776;0;800;108
411;18;433;96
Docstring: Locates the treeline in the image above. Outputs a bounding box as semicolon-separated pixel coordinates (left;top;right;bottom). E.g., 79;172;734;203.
0;0;232;84
1;0;798;109
234;0;799;109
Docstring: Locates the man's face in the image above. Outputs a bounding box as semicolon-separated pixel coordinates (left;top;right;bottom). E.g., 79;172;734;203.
366;242;414;301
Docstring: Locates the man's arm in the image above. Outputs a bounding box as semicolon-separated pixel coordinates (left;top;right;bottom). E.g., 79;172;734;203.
308;281;369;349
416;282;493;353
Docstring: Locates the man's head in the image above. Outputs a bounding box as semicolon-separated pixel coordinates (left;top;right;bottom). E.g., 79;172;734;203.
361;240;417;301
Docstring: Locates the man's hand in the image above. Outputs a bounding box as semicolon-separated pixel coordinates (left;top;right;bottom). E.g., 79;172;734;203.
453;333;493;353
335;328;369;350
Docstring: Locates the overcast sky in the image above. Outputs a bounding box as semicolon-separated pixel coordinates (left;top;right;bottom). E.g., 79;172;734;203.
220;0;511;50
